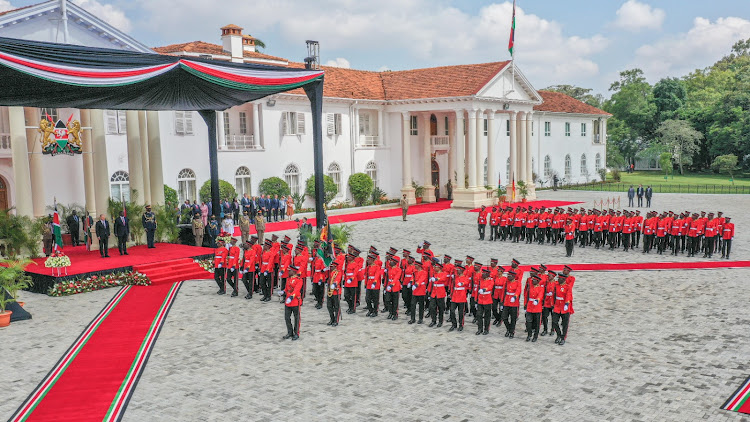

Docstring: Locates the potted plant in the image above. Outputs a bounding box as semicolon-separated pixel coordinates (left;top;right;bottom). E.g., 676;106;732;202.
411;181;424;204
0;259;32;327
517;180;529;203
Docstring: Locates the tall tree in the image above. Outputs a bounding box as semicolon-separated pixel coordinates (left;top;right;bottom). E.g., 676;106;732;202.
544;84;604;108
604;69;657;163
656;119;703;175
652;77;686;122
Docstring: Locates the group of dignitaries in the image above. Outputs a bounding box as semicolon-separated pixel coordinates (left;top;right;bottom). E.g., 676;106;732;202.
213;237;576;344
476;205;736;259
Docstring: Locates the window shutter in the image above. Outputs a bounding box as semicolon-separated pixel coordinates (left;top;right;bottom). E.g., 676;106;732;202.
175;111;185;135
117;111;127;134
296;112;306;135
326;113;334;135
335;114;342;135
184;112;194;135
282;112;288;135
106;110;118;134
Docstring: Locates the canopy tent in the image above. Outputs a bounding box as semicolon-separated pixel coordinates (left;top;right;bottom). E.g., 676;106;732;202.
0;37;327;226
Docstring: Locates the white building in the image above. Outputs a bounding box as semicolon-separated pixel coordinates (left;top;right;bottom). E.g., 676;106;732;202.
0;1;610;216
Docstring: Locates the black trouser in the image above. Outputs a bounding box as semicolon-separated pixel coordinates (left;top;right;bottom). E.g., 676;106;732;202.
478;223;486;240
285;305;299;336
344;286;357;311
261;271;272;298
636;231;641;247
525;312;541;337
723;239;732;257
537;227;546;244
242;271;255;296
385;291;399;316
146;229;155;248
646;197;651;207
272;208;278;221
637;196;643;207
489;225;496;240
656;236;666;253
565;239;574;257
99;236;109;257
313;281;325;305
643;235;652;252
688;236;698;255
327;295;340;323
704;237;715;257
265;209;271;221
476;303;492;332
469;297;476;316
542;307;552;332
551;229;559;245
214;267;225;292
402;286;412;310
492;298;503;321
366;288;380;314
526;227;535;243
552;312;570;339
117;235;127;254
495;225;501;240
226;268;238;293
356;281;362;305
450;302;466;327
502;226;510;241
430;297;445;324
501;305;518;334
410;295;425;322
70;230;79;246
623;233;631;251
579;230;588;247
671;235;681;254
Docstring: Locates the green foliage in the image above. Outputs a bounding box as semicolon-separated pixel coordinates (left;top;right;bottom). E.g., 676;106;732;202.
164;185;178;210
712;154;739;183
258;177;290;197
329;223;354;249
199;179;237;204
544;84;604;108
652;77;686;121
348;173;374;206
45;203;84;233
611;169;622;182
0;259;33;312
370;186;387;205
517;180;529;199
659;152;673;178
305;174;338;204
154;204;180;243
411;180;424;198
655;119;703;175
0;210;37;258
291;192;305;212
597;168;607;183
604;69;658;162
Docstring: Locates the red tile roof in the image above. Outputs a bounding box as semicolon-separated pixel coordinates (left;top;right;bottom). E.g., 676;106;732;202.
0;4;34;18
381;61;510;100
153;41;288;63
534;90;610;116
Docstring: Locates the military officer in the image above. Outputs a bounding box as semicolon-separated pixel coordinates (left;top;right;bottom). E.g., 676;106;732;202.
364;253;383;317
476;268;494;335
241;237;258;299
721;217;734;259
283;265;302;340
207;215;220;248
327;261;343;326
226;238;241;297
141;204;157;248
501;271;521;338
524;275;544;342
449;264;468;332
552;272;573;346
192;214;205;247
213;239;228;295
428;259;448;327
239;211;251;244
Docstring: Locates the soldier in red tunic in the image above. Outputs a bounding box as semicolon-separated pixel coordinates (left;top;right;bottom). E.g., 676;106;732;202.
525;275;544;342
541;270;557;336
213;239;228;295
241;237;258;299
409;260;428;324
326;261;343;326
311;243;327;308
385;258;402;320
283;266;303;341
428;260;448;327
225;238;241;297
722;217;734;259
552;272;573;346
501;271;521;338
449;264;468;332
492;266;506;326
260;240;276;302
476;268;494;335
364;253;383;317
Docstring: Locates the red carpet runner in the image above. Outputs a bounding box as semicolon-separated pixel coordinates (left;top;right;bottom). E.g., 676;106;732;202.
723;376;750;415
133;258;212;285
10;282;182;422
233;200;453;236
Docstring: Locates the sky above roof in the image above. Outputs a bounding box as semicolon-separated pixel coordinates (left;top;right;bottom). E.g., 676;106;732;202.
2;0;749;98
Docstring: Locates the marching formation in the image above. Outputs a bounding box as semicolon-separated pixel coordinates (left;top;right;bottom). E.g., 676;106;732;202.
476;205;735;259
211;236;576;344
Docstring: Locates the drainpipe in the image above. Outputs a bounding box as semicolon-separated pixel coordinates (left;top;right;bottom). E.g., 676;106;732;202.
60;0;70;43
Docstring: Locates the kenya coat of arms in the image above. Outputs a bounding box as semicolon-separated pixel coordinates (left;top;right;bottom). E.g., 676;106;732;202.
39;115;83;156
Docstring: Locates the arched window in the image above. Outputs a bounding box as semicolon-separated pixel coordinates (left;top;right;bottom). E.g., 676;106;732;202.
580;154;587;175
483;158;488;186
544;155;551;178
110;170;130;203
365;161;378;187
506;157;510;181
564;155;571;178
284;163;300;195
177;168;196;203
235;166;252;198
595;153;602;171
327;162;342;196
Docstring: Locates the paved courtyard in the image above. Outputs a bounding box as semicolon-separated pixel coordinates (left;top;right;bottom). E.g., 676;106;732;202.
3;190;750;421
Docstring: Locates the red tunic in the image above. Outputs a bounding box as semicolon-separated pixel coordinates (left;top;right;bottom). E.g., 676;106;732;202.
525;284;544;313
493;276;507;300
543;279;557;308
503;279;521;307
451;276;469;303
344;260;359;288
260;250;275;273
429;272;448;299
413;270;428;296
386;266;402;293
552;283;573;314
241;248;256;271
722;222;735;240
312;257;327;283
477;278;494;305
365;264;382;290
328;268;343;296
214;247;228;268
284;276;303;307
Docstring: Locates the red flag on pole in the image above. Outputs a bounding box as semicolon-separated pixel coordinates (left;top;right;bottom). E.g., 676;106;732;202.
508;0;516;57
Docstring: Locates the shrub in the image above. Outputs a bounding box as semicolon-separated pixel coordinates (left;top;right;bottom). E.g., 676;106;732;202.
305;175;338;204
371;186;387;205
611;168;621;182
154;204;180;243
258;177;290;197
199;179;237;204
597;168;607;183
348;173;374;206
291;192;305;212
164;185;179;210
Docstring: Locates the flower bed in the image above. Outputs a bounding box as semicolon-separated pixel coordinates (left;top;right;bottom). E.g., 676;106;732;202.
196;258;214;274
48;271;151;297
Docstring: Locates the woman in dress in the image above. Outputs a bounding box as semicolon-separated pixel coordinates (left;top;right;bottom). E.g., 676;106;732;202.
286;195;294;219
200;202;209;226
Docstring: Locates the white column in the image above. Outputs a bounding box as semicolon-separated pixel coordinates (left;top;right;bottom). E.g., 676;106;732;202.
422;114;432;186
80;110;96;213
138;111;151;205
8;107;33;217
601;118;607;144
25;108;45;217
518;112;527;188
125;111;145;205
377;109;384;145
475;110;483;186
525;112;533;183
252;103;261;148
508;111;517;189
454;110;465;190
401;112;411;189
487;110;496;188
90;110;110;220
217;111;226;149
467;109;477;189
147;111;165;207
447;114;455;191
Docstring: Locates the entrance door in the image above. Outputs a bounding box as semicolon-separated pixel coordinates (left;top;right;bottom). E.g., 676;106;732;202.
431;159;440;200
0;176;8;210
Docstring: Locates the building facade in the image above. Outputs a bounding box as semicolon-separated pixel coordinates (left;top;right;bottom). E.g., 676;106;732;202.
0;1;610;217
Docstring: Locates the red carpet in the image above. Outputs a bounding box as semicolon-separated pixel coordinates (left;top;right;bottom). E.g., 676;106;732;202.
468;200;583;212
233;200;453;236
133;258;212;285
723;376;750;415
25;243;214;277
10;282;182;422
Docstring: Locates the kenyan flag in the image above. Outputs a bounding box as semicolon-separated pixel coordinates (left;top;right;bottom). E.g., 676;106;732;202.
52;200;63;251
508;0;516;56
316;206;333;267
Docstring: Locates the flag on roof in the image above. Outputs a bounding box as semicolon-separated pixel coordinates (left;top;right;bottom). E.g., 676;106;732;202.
508;0;516;57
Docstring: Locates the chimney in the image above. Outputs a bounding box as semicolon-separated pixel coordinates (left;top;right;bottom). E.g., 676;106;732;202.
220;24;244;63
242;35;256;53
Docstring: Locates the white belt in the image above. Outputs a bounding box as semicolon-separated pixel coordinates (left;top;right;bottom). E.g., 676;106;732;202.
505;292;515;295
556;296;564;300
346;273;354;276
368;276;375;279
315;270;322;273
454;287;465;290
228;256;235;259
434;284;444;287
479;292;490;295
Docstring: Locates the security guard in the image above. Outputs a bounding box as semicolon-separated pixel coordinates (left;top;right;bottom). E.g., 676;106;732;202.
213;239;228;295
239;211;251;244
283;265;302;341
192;214;205;247
327;261;343;326
142;204;157;248
449;264;468;332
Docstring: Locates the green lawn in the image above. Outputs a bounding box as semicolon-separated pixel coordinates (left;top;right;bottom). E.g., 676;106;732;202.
560;171;750;194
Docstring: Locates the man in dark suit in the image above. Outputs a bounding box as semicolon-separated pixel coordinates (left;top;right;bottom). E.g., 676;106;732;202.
66;210;81;246
636;184;645;207
271;194;280;222
645;186;653;208
95;214;110;258
627;185;635;207
222;199;232;220
114;211;130;255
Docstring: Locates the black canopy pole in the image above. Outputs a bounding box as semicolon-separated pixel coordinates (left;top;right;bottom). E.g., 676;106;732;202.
199;110;221;218
304;78;325;228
